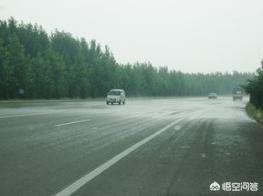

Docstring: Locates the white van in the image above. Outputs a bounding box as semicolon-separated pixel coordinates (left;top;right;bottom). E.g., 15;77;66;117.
106;89;126;105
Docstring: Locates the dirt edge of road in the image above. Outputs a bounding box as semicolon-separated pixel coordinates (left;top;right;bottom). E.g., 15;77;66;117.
246;103;263;124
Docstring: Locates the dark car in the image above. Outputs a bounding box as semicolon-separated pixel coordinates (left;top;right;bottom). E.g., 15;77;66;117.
208;93;217;99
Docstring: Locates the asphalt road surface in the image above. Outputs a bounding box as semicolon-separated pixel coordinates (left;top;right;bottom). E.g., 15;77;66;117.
0;97;263;196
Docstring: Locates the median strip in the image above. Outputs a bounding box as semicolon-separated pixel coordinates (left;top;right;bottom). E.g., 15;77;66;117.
54;118;183;196
0;112;59;119
55;119;91;127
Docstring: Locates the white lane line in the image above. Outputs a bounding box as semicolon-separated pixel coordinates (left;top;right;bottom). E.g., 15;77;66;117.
55;119;91;127
0;112;59;119
54;118;183;196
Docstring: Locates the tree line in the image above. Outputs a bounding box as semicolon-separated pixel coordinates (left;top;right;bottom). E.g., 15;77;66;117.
244;61;263;110
0;18;254;99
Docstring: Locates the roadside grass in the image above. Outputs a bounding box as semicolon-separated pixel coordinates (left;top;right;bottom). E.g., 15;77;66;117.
246;103;263;124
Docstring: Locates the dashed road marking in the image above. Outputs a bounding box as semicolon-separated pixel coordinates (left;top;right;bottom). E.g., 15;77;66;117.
55;119;91;127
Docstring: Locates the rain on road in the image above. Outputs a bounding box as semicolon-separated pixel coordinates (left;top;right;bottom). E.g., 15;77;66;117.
0;97;262;196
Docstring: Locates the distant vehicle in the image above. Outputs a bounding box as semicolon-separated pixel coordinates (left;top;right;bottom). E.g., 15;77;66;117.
208;93;217;99
106;89;126;105
232;87;243;100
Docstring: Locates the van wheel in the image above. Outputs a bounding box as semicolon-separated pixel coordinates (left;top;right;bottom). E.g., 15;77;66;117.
106;102;109;105
118;101;121;105
123;101;125;104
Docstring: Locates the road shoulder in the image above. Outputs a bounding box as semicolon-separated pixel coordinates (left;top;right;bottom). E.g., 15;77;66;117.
246;103;263;124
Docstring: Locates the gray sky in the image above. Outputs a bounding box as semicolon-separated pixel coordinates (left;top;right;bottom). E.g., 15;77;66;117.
0;0;262;73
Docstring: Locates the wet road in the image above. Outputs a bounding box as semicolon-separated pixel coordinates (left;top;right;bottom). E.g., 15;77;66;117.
0;97;263;196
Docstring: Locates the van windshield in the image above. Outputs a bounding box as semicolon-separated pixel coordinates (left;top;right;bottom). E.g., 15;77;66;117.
108;91;121;95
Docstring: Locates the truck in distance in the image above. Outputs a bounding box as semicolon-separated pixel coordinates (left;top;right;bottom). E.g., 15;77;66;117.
233;87;243;100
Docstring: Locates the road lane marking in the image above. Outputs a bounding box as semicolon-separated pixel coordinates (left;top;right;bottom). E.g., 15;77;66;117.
54;118;183;196
55;119;91;127
201;153;207;158
180;145;191;149
174;125;181;130
0;112;59;119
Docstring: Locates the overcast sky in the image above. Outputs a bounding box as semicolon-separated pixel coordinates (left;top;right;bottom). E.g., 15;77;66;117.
0;0;262;73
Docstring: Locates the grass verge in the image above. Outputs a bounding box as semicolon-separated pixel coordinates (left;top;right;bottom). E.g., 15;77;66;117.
246;103;263;124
